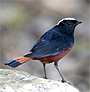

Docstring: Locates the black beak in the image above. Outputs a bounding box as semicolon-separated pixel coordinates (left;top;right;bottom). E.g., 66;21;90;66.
74;21;82;26
77;21;82;24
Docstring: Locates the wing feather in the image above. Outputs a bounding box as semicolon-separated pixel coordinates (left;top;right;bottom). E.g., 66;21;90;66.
24;28;73;58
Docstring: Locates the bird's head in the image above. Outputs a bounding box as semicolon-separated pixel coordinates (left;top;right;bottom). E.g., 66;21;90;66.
56;18;82;28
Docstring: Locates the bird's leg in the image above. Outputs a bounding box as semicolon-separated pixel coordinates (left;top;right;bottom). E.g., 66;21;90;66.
54;62;65;82
54;61;72;85
43;63;48;79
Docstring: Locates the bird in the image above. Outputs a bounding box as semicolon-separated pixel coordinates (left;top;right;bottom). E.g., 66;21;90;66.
5;18;82;84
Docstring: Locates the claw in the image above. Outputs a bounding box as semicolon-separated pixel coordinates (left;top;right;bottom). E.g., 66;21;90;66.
61;79;72;85
43;77;48;79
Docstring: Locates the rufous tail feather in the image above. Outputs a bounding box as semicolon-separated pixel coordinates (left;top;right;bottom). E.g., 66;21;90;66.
5;52;32;68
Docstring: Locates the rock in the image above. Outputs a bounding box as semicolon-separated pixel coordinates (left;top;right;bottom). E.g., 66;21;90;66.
0;69;80;92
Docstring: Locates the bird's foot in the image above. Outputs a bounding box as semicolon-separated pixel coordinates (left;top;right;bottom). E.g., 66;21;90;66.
43;77;48;79
61;79;72;85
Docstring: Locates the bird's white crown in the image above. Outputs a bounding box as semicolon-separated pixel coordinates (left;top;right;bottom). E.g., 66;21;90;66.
56;18;76;25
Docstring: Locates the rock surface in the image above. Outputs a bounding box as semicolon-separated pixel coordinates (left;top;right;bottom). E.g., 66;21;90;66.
0;69;80;92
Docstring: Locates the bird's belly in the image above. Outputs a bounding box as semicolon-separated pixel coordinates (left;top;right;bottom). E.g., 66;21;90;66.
33;44;73;64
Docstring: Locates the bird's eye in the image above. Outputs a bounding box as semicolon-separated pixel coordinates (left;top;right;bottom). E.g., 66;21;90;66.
67;22;71;25
62;20;72;26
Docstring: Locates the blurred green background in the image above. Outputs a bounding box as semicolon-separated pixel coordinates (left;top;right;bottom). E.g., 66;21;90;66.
0;0;89;92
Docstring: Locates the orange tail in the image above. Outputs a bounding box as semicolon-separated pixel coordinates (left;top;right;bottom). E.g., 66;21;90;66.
5;52;33;68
